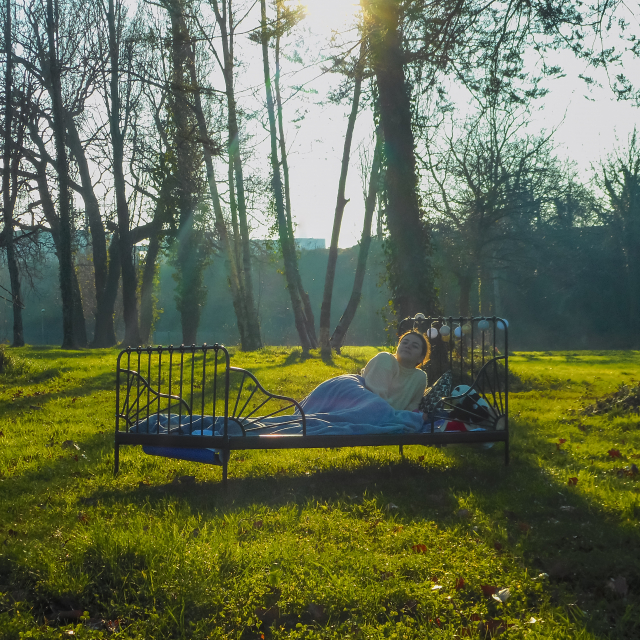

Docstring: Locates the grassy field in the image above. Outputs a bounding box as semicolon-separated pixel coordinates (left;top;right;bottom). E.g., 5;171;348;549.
0;346;638;639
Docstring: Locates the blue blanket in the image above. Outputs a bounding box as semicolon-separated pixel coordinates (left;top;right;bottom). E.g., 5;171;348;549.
132;374;429;438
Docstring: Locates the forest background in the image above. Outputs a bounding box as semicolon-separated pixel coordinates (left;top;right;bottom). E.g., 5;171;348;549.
2;0;640;353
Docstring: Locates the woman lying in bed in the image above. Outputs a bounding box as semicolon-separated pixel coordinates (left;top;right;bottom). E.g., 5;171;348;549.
134;333;434;438
361;331;429;412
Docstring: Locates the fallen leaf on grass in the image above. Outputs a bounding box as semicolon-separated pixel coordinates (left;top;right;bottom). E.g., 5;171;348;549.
568;477;578;486
252;520;263;530
411;544;427;553
606;576;628;597
0;431;3;437
77;512;89;525
491;588;511;603
481;585;498;597
455;577;466;589
558;438;567;444
431;584;443;590
608;449;622;458
105;619;120;633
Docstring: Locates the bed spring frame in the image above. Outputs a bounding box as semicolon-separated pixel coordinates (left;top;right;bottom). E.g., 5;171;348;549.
115;317;509;485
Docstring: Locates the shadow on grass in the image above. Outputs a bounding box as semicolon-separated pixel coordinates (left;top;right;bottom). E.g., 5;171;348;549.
79;437;640;638
2;346;639;638
0;370;116;415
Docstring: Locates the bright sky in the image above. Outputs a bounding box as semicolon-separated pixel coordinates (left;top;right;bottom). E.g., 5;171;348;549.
279;1;640;247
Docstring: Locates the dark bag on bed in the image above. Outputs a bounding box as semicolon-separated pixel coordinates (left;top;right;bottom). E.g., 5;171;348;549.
419;371;452;415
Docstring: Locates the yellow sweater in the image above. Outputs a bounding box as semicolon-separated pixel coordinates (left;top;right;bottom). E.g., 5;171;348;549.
361;352;427;411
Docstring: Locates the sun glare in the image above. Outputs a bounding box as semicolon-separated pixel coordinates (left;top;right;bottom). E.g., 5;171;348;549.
303;0;361;34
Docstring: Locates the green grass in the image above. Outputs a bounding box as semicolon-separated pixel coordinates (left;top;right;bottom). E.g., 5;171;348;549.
0;346;639;639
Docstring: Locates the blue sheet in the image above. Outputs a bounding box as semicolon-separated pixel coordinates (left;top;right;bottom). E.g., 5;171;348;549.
132;374;428;438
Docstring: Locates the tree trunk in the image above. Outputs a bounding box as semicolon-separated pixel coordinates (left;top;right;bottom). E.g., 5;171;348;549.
65;119;110;346
27;147;90;347
274;22;316;345
3;0;24;347
319;42;365;355
107;0;140;347
46;0;76;349
458;273;472;317
166;1;205;346
139;223;161;345
212;0;262;350
331;126;382;352
185;29;250;349
364;0;438;320
260;0;315;350
103;231;121;341
71;267;87;346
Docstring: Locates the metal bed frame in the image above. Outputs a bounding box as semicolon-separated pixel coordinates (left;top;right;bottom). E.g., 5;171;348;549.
114;316;509;485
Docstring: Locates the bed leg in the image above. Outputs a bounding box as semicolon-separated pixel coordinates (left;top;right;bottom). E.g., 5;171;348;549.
222;455;228;488
399;445;404;458
114;443;120;476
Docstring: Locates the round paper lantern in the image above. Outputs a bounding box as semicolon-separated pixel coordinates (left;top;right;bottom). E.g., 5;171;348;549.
454;326;462;338
427;327;438;339
496;319;509;330
439;325;451;336
478;319;490;331
462;323;472;335
414;313;426;320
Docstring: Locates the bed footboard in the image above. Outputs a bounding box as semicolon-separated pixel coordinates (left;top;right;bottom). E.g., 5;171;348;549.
114;344;305;482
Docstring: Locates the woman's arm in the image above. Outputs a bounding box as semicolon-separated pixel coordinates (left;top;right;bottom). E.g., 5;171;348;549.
361;352;396;402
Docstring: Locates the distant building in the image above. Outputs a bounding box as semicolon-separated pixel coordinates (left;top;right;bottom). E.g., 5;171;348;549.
294;238;325;250
252;238;326;251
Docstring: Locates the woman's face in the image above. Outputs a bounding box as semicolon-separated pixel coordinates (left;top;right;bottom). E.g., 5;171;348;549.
395;334;424;368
